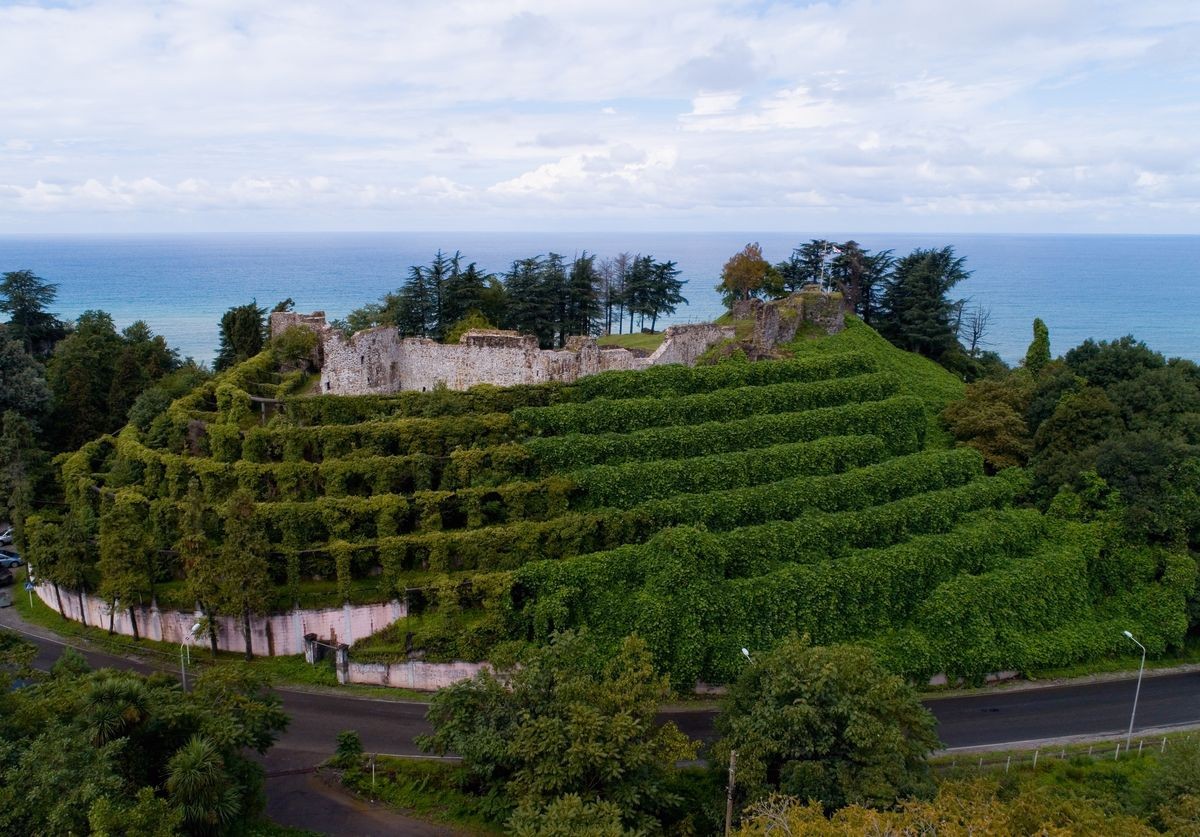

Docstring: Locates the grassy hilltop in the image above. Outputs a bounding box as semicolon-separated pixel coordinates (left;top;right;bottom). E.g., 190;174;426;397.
25;317;1191;688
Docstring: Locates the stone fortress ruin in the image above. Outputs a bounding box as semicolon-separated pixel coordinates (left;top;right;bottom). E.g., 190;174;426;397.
272;284;844;396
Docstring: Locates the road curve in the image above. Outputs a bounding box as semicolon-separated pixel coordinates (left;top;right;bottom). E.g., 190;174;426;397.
6;610;1200;830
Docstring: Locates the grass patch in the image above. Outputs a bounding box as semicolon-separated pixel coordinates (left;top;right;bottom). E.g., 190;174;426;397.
597;331;666;353
339;757;505;833
783;316;965;447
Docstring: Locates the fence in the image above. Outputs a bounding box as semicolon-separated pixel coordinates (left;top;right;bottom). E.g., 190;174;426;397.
935;732;1192;775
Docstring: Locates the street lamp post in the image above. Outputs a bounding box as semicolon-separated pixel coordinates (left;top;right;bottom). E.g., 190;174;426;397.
1122;630;1146;749
180;622;202;691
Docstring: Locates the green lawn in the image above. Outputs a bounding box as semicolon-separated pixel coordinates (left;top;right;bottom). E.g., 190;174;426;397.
597;331;666;353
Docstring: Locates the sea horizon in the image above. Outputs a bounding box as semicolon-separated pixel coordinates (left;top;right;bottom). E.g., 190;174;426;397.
2;230;1195;367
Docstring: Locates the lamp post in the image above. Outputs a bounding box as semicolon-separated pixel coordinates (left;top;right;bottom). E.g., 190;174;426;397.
1122;630;1146;749
180;622;202;691
725;648;752;835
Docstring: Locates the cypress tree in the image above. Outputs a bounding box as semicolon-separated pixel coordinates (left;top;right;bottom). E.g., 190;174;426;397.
1025;318;1051;376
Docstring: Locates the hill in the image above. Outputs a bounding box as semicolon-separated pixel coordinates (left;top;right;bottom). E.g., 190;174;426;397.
24;320;1192;689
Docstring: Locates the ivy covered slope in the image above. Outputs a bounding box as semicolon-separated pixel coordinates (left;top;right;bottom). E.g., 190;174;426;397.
26;323;1194;689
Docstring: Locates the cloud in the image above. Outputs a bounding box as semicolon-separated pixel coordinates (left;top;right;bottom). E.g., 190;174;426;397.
0;0;1196;231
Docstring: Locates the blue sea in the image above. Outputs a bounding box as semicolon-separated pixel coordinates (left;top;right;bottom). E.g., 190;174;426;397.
0;232;1194;365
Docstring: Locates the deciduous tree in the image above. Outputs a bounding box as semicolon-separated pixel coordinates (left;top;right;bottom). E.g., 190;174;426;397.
715;637;939;813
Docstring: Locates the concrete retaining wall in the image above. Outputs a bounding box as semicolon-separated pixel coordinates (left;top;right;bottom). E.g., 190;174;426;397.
336;652;490;691
35;582;404;657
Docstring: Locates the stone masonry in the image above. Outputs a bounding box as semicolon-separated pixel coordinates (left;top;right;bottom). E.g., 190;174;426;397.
271;287;844;396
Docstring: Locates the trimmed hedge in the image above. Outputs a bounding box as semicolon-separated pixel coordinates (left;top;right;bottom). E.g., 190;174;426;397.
572;434;890;508
514;372;900;436
565;352;875;401
353;448;986;574
526;396;927;471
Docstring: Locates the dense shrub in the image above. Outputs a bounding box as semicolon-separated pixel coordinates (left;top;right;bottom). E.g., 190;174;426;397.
515;373;900;436
527;396;926;470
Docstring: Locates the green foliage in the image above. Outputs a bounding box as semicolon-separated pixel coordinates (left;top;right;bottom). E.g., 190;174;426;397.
1025;317;1051;375
528;396;926;470
941;374;1034;471
215;300;267;371
332;730;364;767
270;324;318;364
517;372;899;436
0;268;65;354
715;638;939;813
0;651;287;836
0;325;49;417
876;246;970;360
419;633;696;833
443;310;497;344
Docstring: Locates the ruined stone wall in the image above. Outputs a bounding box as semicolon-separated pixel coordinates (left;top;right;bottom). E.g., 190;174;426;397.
275;292;832;397
647;323;734;366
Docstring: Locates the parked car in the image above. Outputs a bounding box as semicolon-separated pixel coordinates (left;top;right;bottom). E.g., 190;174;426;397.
0;568;14;587
0;550;21;568
0;527;12;545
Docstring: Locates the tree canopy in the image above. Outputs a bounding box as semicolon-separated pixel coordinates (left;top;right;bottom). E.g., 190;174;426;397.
715;637;939;813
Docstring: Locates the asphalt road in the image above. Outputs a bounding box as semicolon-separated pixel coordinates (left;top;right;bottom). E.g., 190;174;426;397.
6;610;1200;831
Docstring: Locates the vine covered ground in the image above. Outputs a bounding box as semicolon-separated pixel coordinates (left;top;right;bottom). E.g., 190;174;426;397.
26;318;1195;688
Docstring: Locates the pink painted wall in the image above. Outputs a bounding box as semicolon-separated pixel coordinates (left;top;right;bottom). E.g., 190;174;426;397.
35;582;404;657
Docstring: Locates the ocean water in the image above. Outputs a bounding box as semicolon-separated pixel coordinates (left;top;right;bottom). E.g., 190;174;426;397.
0;232;1195;365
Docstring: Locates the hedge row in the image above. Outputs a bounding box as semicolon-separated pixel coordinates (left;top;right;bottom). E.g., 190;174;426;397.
526;396;926;471
572;434;890;509
277;353;876;426
112;431;538;503
514;372;900;436
324;448;985;574
221;412;519;463
509;470;1029;625
564;352;875;401
501;508;1048;685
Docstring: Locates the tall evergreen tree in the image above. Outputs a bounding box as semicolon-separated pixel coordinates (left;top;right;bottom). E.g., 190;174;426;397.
876;246;971;359
542;253;570;347
830;241;893;322
505;256;555;347
776;240;836;293
563;252;602;340
1025;318;1051;376
395;265;435;337
646;260;686;331
214;301;266;371
46;311;124;449
442;260;491;334
623;255;655;333
0;269;65;355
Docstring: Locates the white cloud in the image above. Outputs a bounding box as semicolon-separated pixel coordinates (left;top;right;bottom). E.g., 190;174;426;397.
0;0;1196;231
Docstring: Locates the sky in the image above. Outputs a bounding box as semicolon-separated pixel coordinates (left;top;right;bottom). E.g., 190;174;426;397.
1;0;1197;234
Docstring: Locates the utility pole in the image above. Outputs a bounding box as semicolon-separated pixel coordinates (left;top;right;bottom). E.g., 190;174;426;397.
724;749;737;836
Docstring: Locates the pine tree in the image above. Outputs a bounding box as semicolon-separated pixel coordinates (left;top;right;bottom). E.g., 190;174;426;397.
505;256;555;347
395;265;434;337
647;260;686;331
563;252;601;340
877;247;971;359
0;269;64;355
442;260;490;335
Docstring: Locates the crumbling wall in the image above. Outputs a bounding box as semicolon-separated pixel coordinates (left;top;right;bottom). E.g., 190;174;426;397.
277;289;839;397
647;323;735;365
